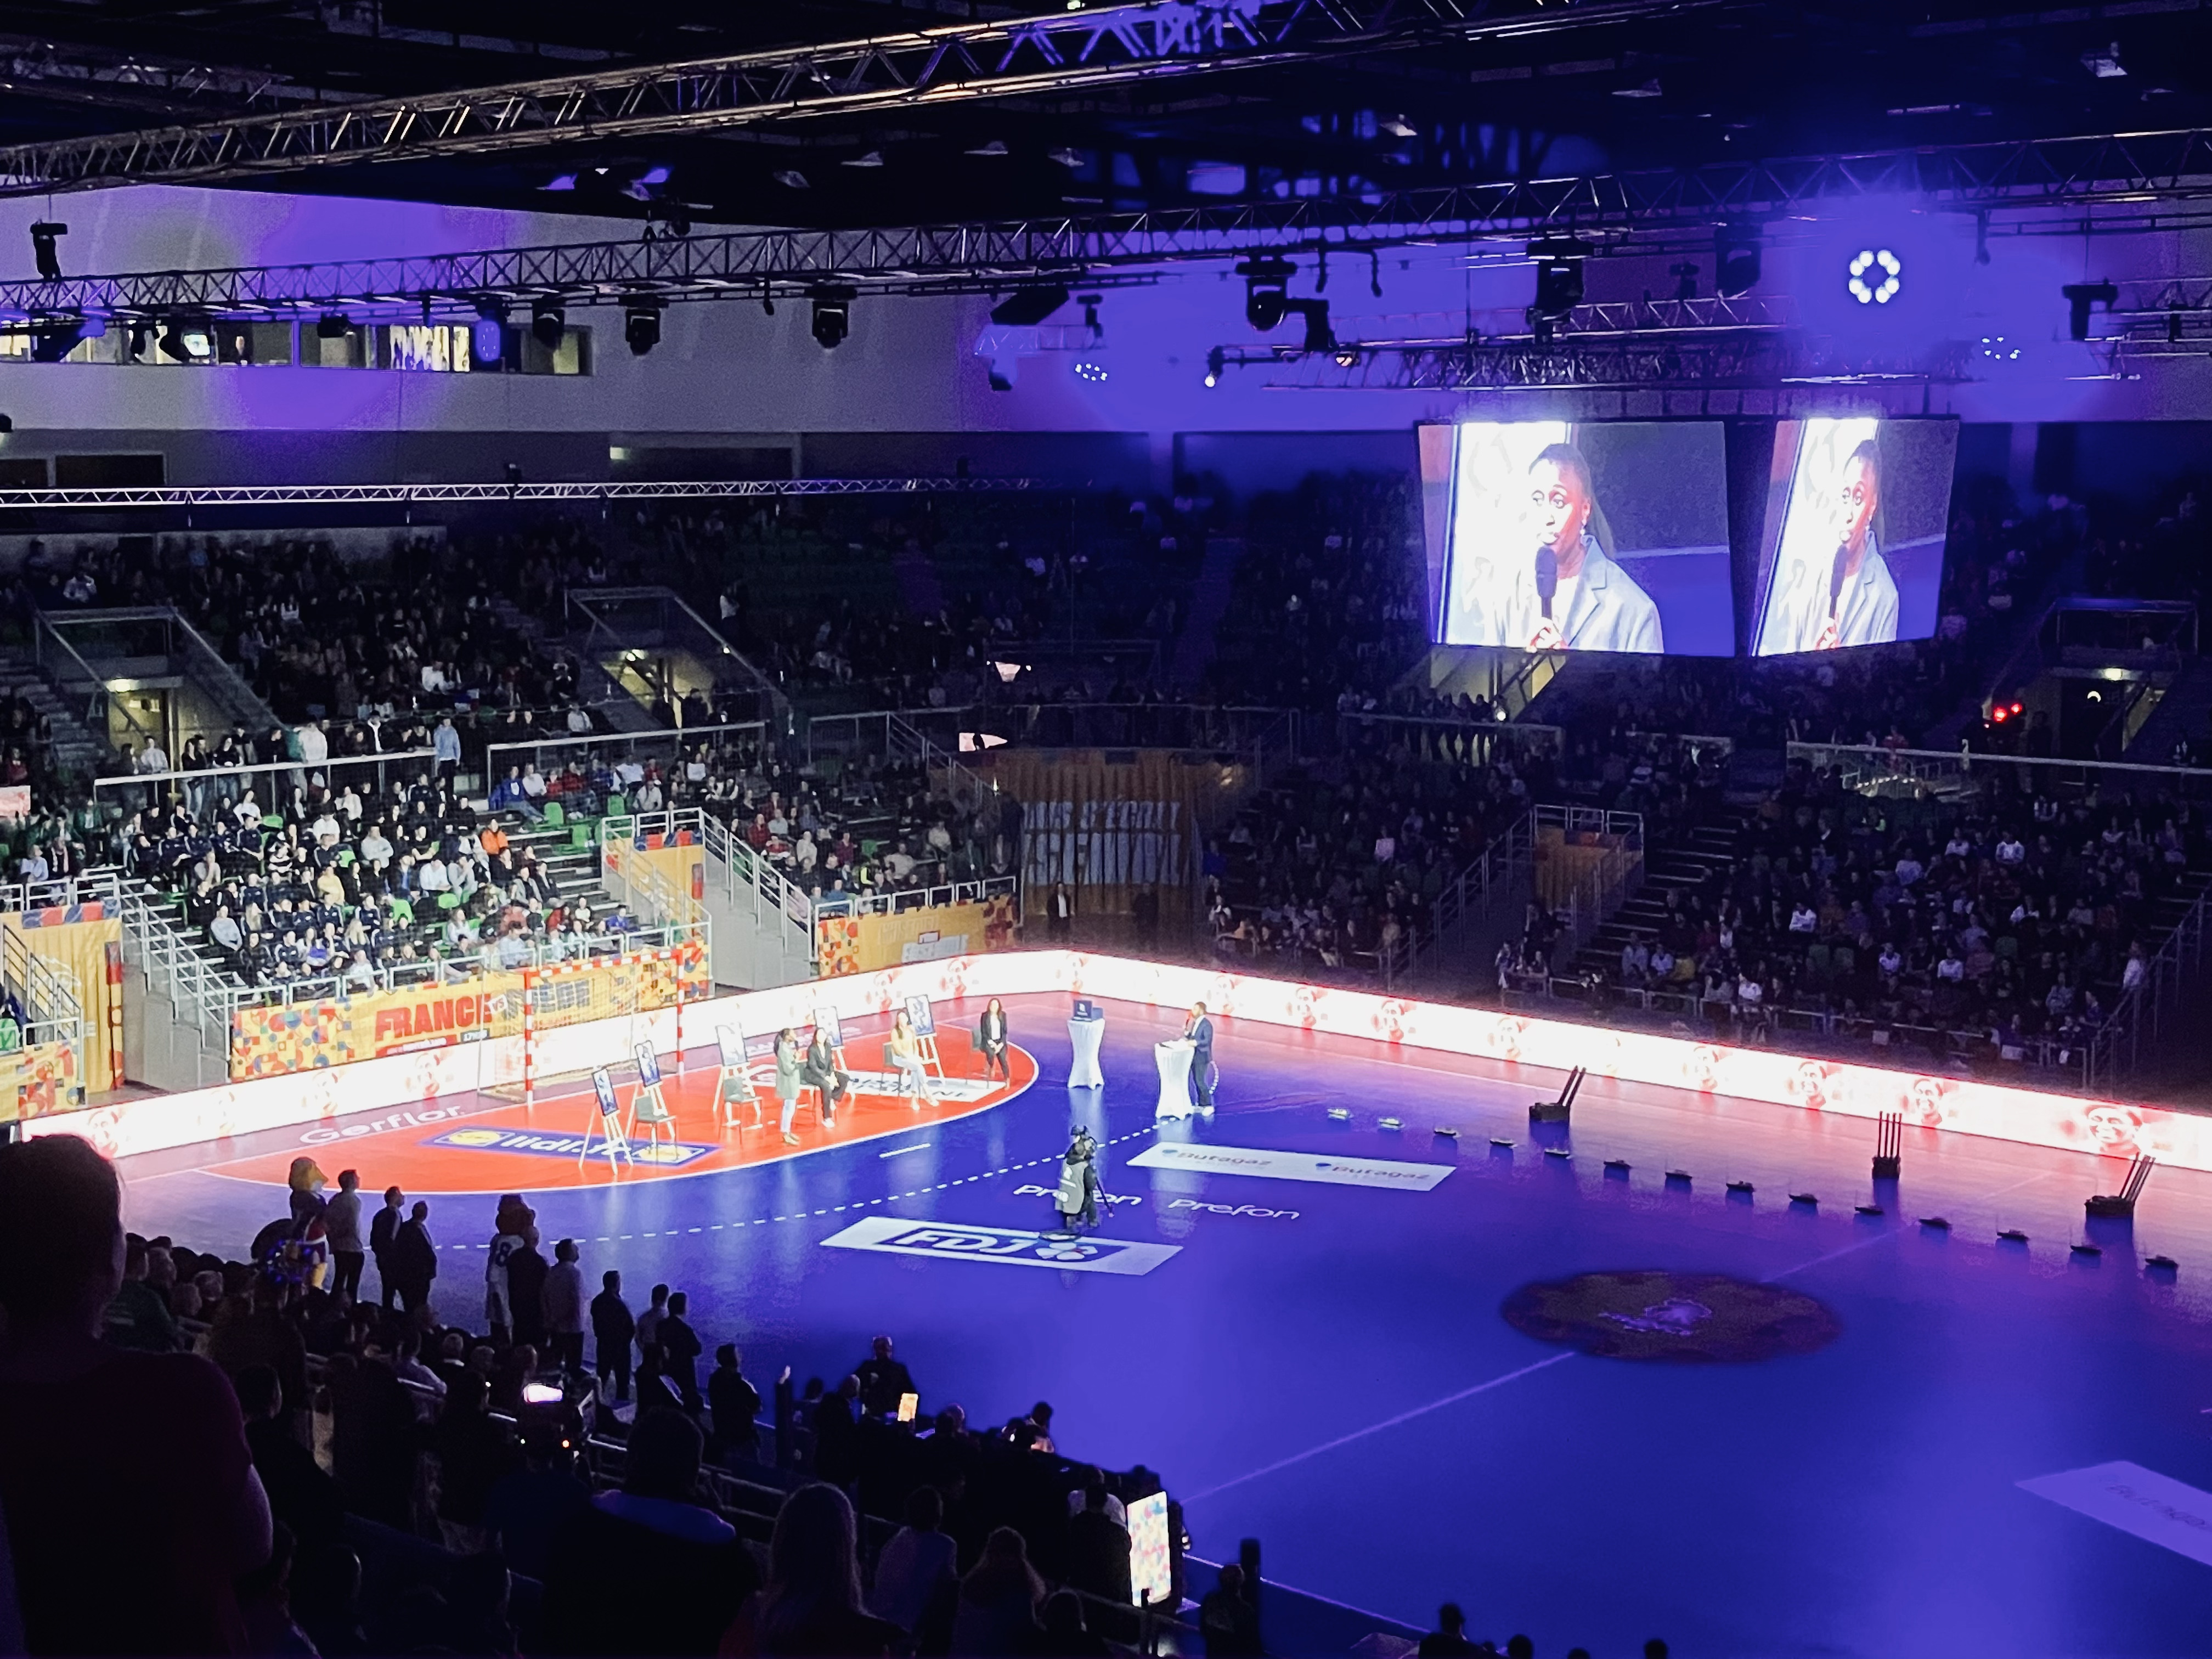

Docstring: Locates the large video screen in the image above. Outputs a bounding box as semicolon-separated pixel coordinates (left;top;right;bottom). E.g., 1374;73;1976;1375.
1430;421;1734;656
1750;417;1959;656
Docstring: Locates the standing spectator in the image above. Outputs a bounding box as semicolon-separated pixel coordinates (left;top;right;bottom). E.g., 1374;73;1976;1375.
368;1184;405;1308
433;716;462;784
0;1136;273;1655
708;1344;761;1466
101;1236;183;1352
1417;1604;1481;1656
543;1238;586;1377
855;1334;917;1418
659;1289;704;1410
950;1527;1047;1657
871;1485;958;1640
591;1269;635;1402
1064;1481;1132;1607
1048;881;1074;943
325;1169;365;1300
1199;1564;1263;1657
507;1229;549;1351
812;1374;862;1485
636;1281;670;1393
721;1483;900;1657
389;1200;438;1315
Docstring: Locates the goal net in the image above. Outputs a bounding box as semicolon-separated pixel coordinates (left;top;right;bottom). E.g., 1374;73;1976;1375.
515;939;712;1104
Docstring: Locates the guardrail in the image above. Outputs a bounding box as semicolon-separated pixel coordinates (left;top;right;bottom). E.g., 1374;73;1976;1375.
815;873;1020;920
31;608;157;755
1331;710;1564;767
1395;808;1539;983
483;720;768;801
91;747;441;813
1788;741;2212;799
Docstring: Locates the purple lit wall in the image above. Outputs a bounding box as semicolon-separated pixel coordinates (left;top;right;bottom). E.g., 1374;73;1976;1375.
0;187;2199;489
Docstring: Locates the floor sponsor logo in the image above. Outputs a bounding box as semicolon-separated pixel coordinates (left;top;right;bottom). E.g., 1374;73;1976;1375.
1013;1183;1142;1207
1128;1141;1454;1191
2019;1462;2212;1567
423;1127;719;1167
1166;1198;1299;1220
820;1215;1179;1276
301;1103;494;1145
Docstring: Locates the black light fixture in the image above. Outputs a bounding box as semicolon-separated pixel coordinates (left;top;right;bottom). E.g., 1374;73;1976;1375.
315;312;351;340
1203;346;1224;387
531;299;566;351
2063;280;2119;342
989;286;1068;327
1716;225;1762;298
810;287;854;349
157;319;194;362
29;221;66;282
1237;257;1295;331
1528;239;1589;320
623;299;662;357
0;413;13;433
1289;298;1333;353
470;302;506;366
29;314;83;363
126;320;152;361
1669;261;1700;302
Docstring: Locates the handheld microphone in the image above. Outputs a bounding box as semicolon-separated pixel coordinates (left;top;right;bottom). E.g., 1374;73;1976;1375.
1535;546;1557;620
1829;544;1851;617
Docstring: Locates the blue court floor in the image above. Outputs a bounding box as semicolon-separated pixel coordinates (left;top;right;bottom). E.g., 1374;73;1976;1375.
118;991;2212;1658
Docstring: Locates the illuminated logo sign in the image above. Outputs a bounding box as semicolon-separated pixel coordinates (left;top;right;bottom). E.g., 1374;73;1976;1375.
820;1216;1179;1276
422;1127;718;1166
1127;1142;1454;1191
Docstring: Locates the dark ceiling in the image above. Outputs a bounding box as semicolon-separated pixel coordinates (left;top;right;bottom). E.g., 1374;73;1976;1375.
0;0;2204;233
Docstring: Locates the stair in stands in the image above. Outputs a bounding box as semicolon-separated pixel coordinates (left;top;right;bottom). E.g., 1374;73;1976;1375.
1573;808;1748;983
0;656;111;783
2123;654;2212;765
1165;533;1243;692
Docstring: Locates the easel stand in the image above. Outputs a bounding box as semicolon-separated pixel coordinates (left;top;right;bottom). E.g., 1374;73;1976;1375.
1531;1065;1586;1124
579;1101;634;1170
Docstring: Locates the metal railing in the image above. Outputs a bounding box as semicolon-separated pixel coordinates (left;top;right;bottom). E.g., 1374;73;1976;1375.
483;720;769;802
565;583;790;729
1397;808;1539;981
815;873;1019;919
1787;741;2212;803
90;747;440;814
31;608;156;755
1331;710;1564;767
1535;803;1646;951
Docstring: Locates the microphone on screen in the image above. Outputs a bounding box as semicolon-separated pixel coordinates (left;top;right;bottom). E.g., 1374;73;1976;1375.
1830;544;1851;614
1535;546;1557;620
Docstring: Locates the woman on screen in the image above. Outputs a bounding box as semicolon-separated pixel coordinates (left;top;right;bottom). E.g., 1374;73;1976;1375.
1453;443;1663;653
1758;438;1899;653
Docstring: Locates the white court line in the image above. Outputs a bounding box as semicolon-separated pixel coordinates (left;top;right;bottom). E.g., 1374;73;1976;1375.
1181;1352;1577;1505
879;1142;934;1158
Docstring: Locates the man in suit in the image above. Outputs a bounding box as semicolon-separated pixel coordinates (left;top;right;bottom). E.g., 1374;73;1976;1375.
855;1335;917;1418
1452;443;1663;654
369;1184;405;1309
388;1199;438;1316
1184;1002;1216;1116
1757;437;1899;654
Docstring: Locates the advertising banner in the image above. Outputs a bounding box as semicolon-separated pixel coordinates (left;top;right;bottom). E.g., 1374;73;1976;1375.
816;893;1019;977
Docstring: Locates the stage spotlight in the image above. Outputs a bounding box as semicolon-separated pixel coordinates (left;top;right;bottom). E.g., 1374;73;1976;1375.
315;312;351;340
157;319;195;362
29;221;65;282
1716;225;1761;297
623;300;662;357
1528;239;1588;319
1203;346;1224;387
1236;257;1294;331
531;300;566;351
1333;343;1361;368
810;288;854;348
2062;280;2119;341
0;413;12;433
126;320;151;361
1072;359;1108;382
1846;248;1902;305
470;304;506;365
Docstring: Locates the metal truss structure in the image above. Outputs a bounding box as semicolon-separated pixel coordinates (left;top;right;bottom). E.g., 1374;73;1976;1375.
0;0;1716;196
1218;331;1971;391
2;127;2210;324
0;37;340;118
0;476;1040;512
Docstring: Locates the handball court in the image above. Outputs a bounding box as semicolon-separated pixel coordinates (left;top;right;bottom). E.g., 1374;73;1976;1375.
116;990;2212;1659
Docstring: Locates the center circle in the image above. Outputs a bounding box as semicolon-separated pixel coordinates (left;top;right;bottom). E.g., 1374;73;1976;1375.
1501;1270;1842;1364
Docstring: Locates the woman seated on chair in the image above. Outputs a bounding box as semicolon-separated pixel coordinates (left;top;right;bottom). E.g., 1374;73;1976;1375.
774;1026;805;1146
975;998;1011;1082
802;1029;852;1127
887;1012;933;1110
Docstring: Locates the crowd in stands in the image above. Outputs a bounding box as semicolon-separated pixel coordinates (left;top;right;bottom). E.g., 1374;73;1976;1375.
0;1135;1215;1659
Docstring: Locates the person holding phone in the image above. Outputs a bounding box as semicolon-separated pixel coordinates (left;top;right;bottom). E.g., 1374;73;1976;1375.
976;997;1011;1082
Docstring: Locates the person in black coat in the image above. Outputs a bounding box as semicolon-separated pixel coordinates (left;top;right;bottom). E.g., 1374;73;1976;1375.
1064;1483;1132;1608
707;1345;761;1466
854;1335;917;1419
976;998;1011;1082
387;1200;438;1314
590;1270;635;1403
367;1186;405;1309
659;1290;703;1410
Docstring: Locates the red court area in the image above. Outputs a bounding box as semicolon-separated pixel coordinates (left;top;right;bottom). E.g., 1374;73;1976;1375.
207;1034;1039;1194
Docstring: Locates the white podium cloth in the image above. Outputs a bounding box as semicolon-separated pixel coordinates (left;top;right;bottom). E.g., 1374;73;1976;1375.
1067;1015;1106;1089
1154;1039;1195;1120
